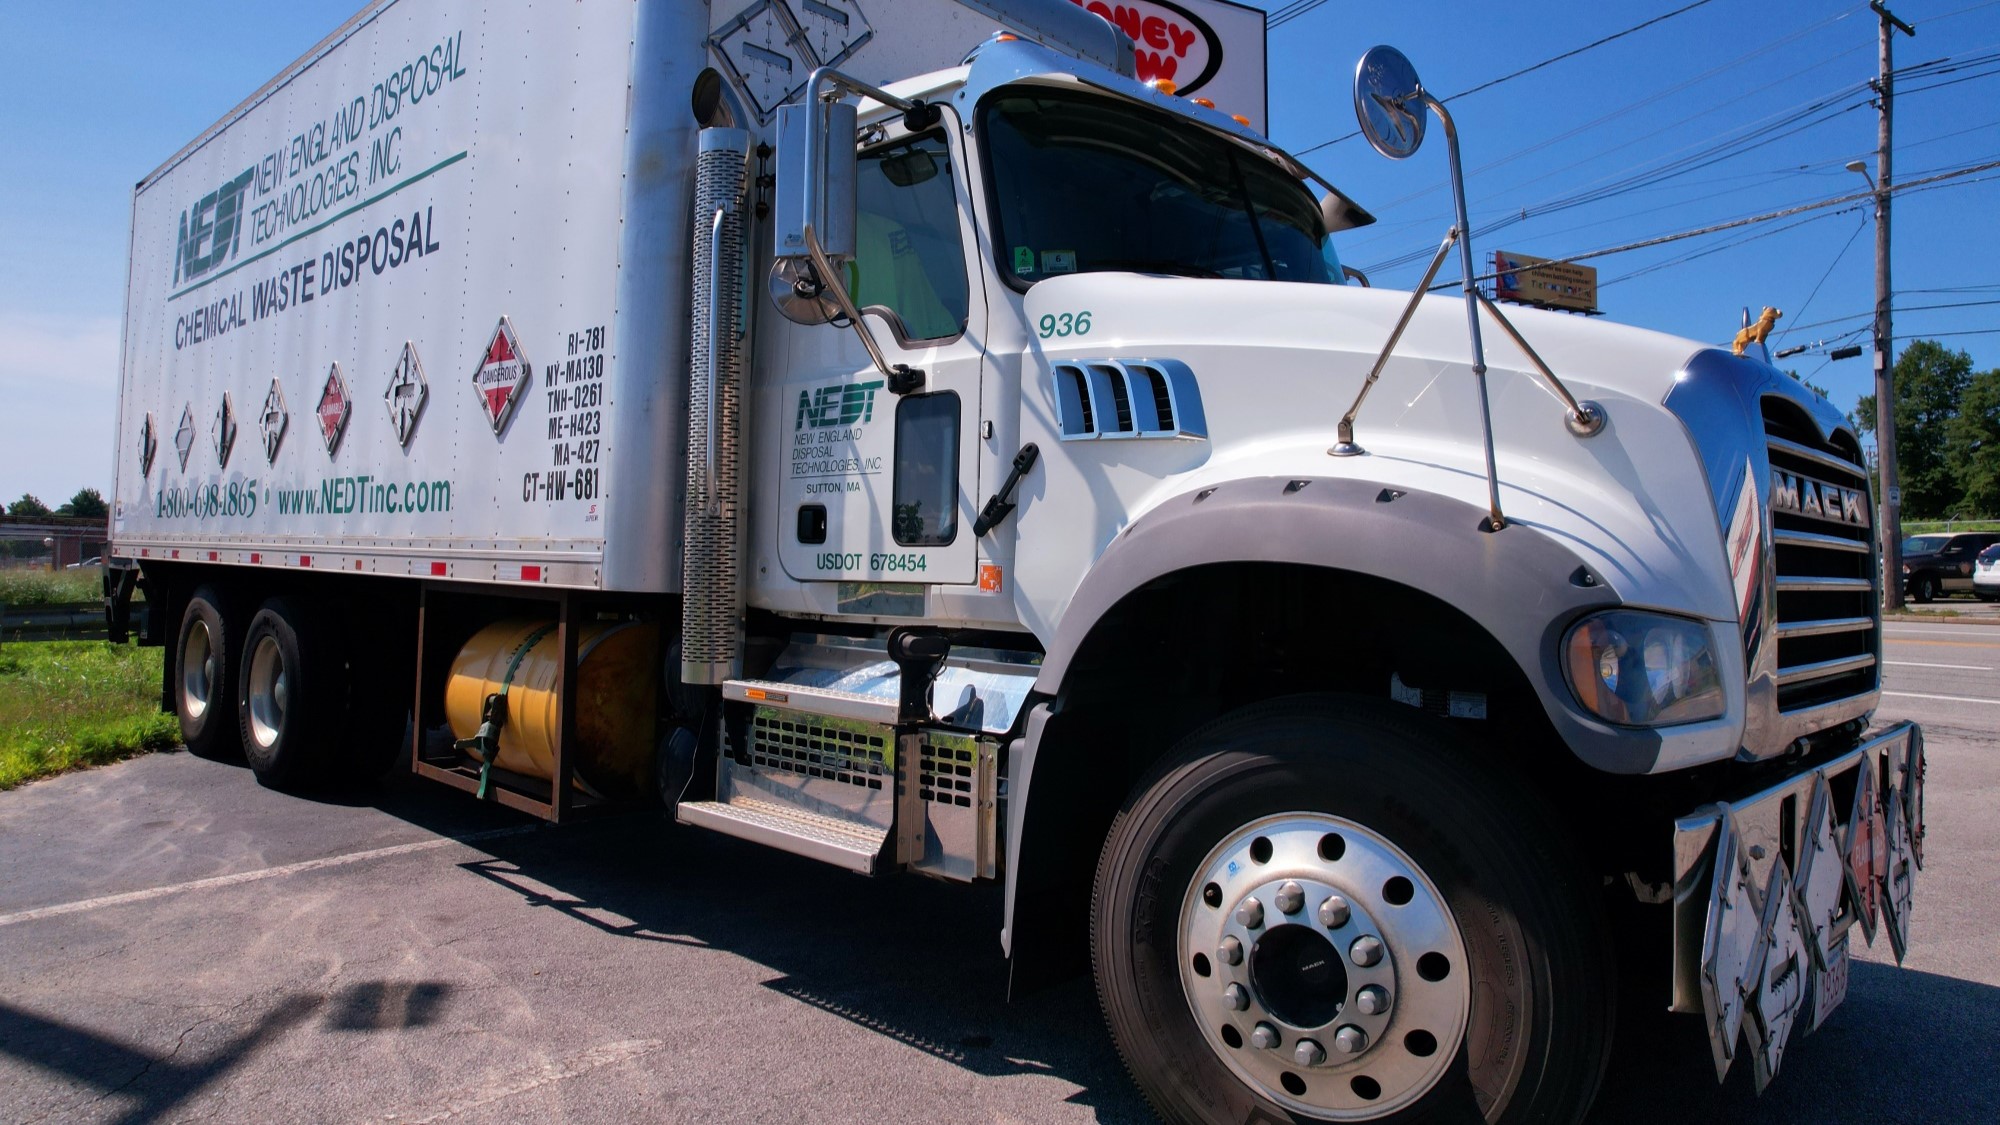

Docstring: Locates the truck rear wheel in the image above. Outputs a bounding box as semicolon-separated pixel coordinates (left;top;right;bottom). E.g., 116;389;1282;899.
1092;697;1612;1125
175;586;241;761
237;597;341;790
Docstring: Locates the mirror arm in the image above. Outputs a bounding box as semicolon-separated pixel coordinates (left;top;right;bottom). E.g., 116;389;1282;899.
1330;228;1457;457
802;224;921;393
1474;293;1607;437
1421;90;1505;531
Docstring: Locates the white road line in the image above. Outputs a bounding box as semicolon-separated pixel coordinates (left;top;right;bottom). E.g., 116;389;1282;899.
1884;660;1994;670
0;825;538;928
1883;690;2000;706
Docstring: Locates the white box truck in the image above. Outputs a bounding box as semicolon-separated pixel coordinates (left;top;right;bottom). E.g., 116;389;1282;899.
106;1;1926;1120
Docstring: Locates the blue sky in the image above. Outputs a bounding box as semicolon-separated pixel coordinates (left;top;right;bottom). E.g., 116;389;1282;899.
2;0;1995;504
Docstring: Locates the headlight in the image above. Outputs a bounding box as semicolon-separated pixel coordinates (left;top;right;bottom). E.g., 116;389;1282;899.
1563;611;1725;726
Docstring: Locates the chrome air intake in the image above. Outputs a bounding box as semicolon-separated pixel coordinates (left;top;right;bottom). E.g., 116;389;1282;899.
682;128;750;685
1667;350;1881;759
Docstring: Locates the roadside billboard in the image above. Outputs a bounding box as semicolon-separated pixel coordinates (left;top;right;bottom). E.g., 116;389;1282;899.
1493;250;1600;315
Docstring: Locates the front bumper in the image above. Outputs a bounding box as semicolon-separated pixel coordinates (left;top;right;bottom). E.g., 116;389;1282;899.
1670;721;1924;1090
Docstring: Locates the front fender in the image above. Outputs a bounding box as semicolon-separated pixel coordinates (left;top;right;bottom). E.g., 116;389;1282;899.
1032;475;1747;775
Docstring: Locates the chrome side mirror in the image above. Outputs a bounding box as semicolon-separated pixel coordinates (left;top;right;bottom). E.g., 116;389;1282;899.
775;98;857;265
1353;46;1426;160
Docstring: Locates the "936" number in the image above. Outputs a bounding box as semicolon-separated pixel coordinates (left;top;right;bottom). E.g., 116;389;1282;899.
1037;310;1092;339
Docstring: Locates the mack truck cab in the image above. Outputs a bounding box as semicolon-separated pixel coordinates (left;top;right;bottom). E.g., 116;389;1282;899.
645;15;1928;1122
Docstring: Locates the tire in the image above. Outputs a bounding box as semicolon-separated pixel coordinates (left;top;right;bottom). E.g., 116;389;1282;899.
236;597;344;790
1092;696;1613;1125
175;586;242;761
1911;574;1938;603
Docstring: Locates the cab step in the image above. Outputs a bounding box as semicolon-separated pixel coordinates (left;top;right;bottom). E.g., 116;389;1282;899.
677;796;888;874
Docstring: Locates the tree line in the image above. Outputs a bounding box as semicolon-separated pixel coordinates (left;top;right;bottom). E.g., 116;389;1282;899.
1854;340;2000;521
3;489;109;559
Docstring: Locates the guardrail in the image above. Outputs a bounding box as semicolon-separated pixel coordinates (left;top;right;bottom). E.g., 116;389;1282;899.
0;602;151;645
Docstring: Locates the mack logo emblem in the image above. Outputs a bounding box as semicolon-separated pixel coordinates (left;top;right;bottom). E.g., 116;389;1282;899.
317;362;352;457
796;379;882;430
385;342;429;449
1770;470;1868;528
472;316;530;435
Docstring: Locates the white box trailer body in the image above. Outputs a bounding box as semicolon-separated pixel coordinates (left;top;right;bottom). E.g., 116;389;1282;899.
109;0;1266;591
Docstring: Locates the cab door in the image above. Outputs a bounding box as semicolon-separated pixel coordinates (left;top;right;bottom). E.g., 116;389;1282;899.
775;114;985;590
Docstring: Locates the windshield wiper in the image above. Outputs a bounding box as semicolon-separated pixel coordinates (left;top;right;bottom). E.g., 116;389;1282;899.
1088;258;1223;279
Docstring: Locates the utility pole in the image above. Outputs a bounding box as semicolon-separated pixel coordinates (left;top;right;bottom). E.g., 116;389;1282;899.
1871;1;1915;612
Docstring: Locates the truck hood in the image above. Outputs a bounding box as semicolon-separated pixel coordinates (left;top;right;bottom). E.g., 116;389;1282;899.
1016;272;1743;625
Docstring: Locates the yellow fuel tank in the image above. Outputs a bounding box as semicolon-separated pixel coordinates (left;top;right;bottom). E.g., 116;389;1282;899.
444;619;658;798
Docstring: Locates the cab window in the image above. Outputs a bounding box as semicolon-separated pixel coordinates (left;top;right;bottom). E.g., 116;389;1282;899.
848;131;969;342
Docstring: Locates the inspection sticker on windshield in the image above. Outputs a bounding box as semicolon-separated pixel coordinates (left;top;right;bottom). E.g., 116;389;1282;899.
1012;246;1035;275
1041;250;1076;274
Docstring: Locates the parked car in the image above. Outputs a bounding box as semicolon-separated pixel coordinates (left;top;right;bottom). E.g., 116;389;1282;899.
1975;543;2000;602
1903;532;2000;601
63;556;103;571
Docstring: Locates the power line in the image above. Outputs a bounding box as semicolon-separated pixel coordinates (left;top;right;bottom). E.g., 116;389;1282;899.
1440;0;1720;102
1410;157;2000;287
1295;0;1723;156
1268;0;1331;30
1774;215;1871;336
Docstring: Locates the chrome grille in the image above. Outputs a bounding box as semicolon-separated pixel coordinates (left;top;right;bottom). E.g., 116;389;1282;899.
1763;398;1878;714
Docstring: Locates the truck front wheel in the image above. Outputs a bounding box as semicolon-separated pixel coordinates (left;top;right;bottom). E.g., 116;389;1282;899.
237;597;340;790
175;586;241;761
1092;697;1612;1124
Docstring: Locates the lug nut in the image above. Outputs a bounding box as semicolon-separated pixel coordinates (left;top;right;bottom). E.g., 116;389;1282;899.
1356;985;1390;1015
1218;935;1244;966
1350;934;1384;967
1333;1025;1369;1054
1274;880;1305;915
1251;1022;1281;1050
1223;983;1249;1011
1319;895;1351;929
1236;898;1265;930
1294;1039;1327;1067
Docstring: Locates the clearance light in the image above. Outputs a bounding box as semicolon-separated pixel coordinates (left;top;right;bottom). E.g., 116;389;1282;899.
1231;114;1251;127
1192;97;1215;108
1563;611;1724;727
1150;79;1178;95
995;33;1017;41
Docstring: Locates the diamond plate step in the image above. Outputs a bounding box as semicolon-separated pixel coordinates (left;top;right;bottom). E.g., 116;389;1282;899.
723;677;899;725
677;796;887;874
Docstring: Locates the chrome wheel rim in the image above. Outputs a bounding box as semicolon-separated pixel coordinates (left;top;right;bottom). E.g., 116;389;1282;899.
246;635;288;750
1178;813;1471;1119
180;620;214;721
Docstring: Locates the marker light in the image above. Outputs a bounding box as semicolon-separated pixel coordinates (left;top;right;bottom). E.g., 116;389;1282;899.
1563;611;1725;727
1192;97;1216;108
1150;79;1178;95
1231;114;1251;127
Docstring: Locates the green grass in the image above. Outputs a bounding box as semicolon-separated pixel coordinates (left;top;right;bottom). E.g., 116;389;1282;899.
0;640;179;790
0;567;103;609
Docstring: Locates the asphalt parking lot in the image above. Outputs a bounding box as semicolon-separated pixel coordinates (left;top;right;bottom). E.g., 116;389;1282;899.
3;619;1996;1124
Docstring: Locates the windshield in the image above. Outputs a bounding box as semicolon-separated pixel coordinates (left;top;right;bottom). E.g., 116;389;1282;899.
1903;534;1951;555
979;89;1333;286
